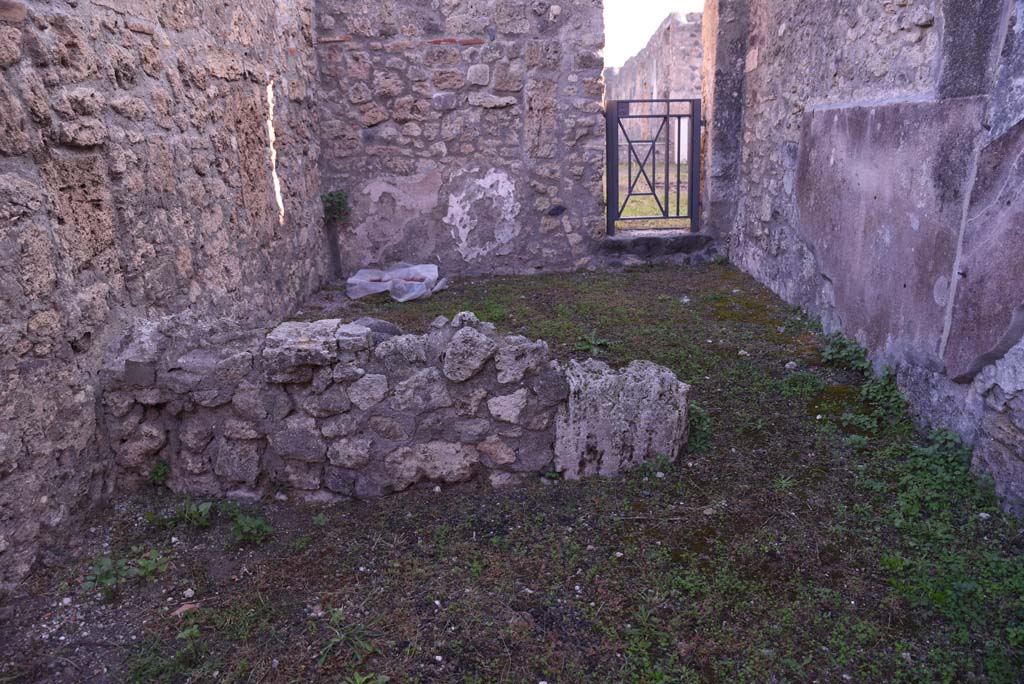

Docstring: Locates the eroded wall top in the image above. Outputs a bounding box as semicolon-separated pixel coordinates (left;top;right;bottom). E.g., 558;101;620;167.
603;12;703;103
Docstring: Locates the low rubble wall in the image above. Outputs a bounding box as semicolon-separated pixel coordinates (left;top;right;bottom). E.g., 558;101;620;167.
101;313;691;499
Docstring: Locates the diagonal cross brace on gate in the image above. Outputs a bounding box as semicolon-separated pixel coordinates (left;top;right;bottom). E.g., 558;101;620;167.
605;99;702;236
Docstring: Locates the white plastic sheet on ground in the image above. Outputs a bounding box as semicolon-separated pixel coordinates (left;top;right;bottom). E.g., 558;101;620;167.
346;263;449;303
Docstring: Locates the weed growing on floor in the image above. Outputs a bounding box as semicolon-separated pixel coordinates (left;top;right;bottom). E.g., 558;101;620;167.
778;371;827;399
822;332;873;376
224;508;273;546
148;460;171;487
860;368;908;420
129;547;169;580
686;403;712;453
180;500;214;528
82;556;132;601
574;328;614;356
82;549;168;600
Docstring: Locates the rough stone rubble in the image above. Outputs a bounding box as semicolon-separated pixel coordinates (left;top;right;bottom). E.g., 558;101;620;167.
103;313;691;500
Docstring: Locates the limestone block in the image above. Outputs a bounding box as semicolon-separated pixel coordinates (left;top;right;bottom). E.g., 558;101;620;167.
385;441;480;490
116;421;167;470
301;385;352;418
327;436;373;469
348;374;388;410
263;320;343;376
467;93;518;109
495;336;549;383
269;414;326;463
466;64;490;86
555;360;690;479
487;389;529;423
478;435;516;466
443;327;498;382
336;324;373;352
215;439;262;486
391;368;452;412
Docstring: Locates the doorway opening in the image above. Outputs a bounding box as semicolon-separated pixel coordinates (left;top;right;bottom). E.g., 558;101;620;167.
602;7;705;235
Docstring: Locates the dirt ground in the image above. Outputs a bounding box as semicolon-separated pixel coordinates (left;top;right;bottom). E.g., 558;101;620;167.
2;264;1021;684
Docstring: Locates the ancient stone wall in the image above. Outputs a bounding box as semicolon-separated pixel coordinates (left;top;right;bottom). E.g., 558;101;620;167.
702;0;1024;512
101;313;691;500
315;0;606;277
603;13;703;103
0;0;325;587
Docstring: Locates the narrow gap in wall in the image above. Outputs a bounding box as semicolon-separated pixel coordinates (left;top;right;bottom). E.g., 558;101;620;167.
267;80;286;226
602;1;705;237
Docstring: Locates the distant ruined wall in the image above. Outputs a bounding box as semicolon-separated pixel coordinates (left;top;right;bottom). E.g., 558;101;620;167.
703;0;1024;511
315;0;606;277
0;0;325;588
603;13;703;103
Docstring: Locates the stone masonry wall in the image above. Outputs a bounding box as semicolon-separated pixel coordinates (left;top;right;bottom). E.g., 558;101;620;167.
315;0;606;277
702;0;1024;512
603;13;703;104
101;313;691;500
0;0;324;588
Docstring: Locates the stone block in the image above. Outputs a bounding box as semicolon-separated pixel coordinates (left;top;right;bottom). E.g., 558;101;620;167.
466;64;490;86
391;368;452;412
385;441;480;490
348;373;388;409
301;385;352;418
327;436;372;469
495;336;548;383
443;327;498;382
0;1;27;23
215;439;263;486
269;415;326;463
487;388;529;423
554;360;690;479
264;320;343;374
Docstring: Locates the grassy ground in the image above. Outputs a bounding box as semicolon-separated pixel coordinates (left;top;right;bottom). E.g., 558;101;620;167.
2;264;1022;684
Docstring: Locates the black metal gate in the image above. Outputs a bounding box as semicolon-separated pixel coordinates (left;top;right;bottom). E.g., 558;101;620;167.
605;99;701;235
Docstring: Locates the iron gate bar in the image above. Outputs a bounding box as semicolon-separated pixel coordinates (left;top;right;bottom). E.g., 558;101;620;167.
605;98;702;236
619;114;676;219
619;118;667;217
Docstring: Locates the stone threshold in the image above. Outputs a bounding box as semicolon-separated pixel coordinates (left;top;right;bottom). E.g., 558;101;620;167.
598;230;715;260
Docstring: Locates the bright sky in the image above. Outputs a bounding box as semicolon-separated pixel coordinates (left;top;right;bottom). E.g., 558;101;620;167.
604;0;705;69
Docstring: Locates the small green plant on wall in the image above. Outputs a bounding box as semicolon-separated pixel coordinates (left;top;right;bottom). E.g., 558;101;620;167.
322;190;351;226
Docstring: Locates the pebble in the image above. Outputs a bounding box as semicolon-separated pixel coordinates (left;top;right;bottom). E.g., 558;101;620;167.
655;471;666;479
978;512;991;520
738;350;750;357
61;597;72;607
182;588;195;599
785;361;798;370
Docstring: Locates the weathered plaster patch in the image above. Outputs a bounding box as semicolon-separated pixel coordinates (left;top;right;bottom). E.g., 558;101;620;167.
362;165;443;214
443;168;523;262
